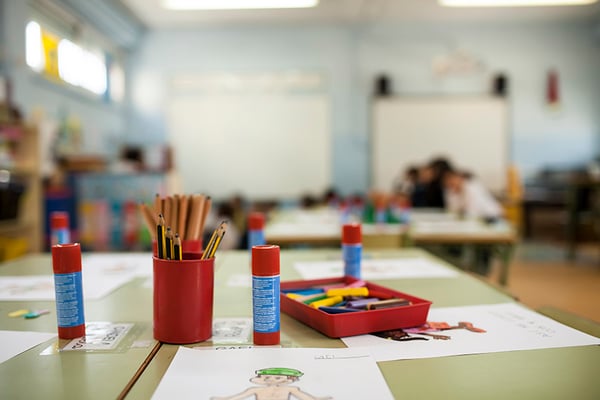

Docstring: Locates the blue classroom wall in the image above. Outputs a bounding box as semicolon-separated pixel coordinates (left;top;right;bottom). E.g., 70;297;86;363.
127;26;363;194
130;22;600;195
2;0;599;195
356;22;600;180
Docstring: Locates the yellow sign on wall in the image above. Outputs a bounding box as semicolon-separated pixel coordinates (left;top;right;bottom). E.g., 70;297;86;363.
41;29;60;80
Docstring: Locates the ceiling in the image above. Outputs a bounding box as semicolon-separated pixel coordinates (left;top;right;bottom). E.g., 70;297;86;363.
119;0;600;29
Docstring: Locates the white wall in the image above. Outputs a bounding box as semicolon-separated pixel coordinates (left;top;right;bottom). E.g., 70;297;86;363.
129;21;600;197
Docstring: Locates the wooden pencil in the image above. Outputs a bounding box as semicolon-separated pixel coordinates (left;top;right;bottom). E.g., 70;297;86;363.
186;194;205;240
202;221;227;260
157;213;166;259
178;194;190;241
200;196;212;234
164;196;172;227
171;194;179;234
139;203;157;240
154;193;161;215
173;233;182;260
165;227;173;260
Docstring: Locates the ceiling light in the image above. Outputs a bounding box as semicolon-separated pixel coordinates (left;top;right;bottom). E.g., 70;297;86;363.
161;0;319;10
440;0;597;6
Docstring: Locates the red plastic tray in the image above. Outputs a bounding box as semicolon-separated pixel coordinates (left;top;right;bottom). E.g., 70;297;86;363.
280;276;431;338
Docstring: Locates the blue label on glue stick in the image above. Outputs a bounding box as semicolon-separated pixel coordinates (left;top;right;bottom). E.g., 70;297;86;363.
252;275;280;334
54;272;85;327
343;244;362;279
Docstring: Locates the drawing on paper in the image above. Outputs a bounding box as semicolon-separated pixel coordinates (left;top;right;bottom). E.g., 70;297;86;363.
372;321;486;342
210;367;332;400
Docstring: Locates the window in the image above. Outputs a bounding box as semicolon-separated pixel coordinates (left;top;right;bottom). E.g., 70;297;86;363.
25;19;122;101
25;21;44;72
57;39;107;96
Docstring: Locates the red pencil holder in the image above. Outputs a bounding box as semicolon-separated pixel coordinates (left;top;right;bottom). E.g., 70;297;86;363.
152;239;202;257
153;252;214;344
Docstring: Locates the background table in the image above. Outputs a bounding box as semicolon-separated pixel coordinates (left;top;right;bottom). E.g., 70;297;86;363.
408;219;518;286
265;208;518;285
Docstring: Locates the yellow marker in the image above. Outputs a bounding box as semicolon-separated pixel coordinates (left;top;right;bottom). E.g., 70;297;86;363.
302;294;328;304
310;296;344;309
286;293;304;300
8;309;30;318
326;287;369;297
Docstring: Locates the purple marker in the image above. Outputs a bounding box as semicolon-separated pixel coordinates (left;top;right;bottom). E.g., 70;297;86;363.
346;298;380;309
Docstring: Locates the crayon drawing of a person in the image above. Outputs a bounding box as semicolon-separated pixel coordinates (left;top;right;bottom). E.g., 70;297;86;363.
210;367;332;400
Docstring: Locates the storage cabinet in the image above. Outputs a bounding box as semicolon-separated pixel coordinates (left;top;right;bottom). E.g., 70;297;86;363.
0;121;42;258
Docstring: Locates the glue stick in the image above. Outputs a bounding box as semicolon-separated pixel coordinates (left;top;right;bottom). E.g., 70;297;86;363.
247;212;266;253
50;211;70;245
252;245;280;345
342;223;362;279
51;243;85;339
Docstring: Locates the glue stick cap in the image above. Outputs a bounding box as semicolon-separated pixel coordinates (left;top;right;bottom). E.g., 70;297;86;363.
252;244;279;276
51;211;69;230
342;223;362;245
248;212;265;230
51;243;82;274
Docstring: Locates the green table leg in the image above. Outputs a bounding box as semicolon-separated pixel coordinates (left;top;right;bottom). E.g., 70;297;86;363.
496;243;514;286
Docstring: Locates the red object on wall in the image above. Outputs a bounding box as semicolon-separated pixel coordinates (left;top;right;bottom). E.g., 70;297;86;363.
546;69;560;106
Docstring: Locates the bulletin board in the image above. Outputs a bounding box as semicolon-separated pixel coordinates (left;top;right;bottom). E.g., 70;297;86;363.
167;72;330;200
371;96;508;193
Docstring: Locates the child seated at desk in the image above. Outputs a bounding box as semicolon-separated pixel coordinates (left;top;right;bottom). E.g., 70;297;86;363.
443;169;503;221
442;169;503;276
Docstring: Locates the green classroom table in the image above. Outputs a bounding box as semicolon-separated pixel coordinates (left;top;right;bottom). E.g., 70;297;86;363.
0;254;158;400
127;249;600;400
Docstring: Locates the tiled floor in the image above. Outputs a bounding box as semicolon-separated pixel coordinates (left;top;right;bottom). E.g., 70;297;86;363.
485;240;600;323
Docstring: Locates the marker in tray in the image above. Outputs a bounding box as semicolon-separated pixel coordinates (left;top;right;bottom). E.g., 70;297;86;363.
366;298;411;310
326;287;369;297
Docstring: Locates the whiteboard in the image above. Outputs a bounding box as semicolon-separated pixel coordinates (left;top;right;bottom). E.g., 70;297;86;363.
372;97;508;193
167;93;330;200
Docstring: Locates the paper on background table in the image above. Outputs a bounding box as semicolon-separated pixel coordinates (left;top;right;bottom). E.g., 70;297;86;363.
83;253;152;277
342;302;600;362
226;273;252;287
0;254;145;301
0;330;55;364
411;219;510;235
265;222;340;238
294;257;458;280
151;346;393;400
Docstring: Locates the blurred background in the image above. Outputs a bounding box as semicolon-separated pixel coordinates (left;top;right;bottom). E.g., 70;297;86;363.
0;0;599;320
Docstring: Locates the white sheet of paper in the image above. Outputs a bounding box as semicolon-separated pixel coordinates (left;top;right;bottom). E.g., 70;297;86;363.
341;303;600;362
294;257;458;280
0;330;56;364
0;254;144;301
152;347;393;400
